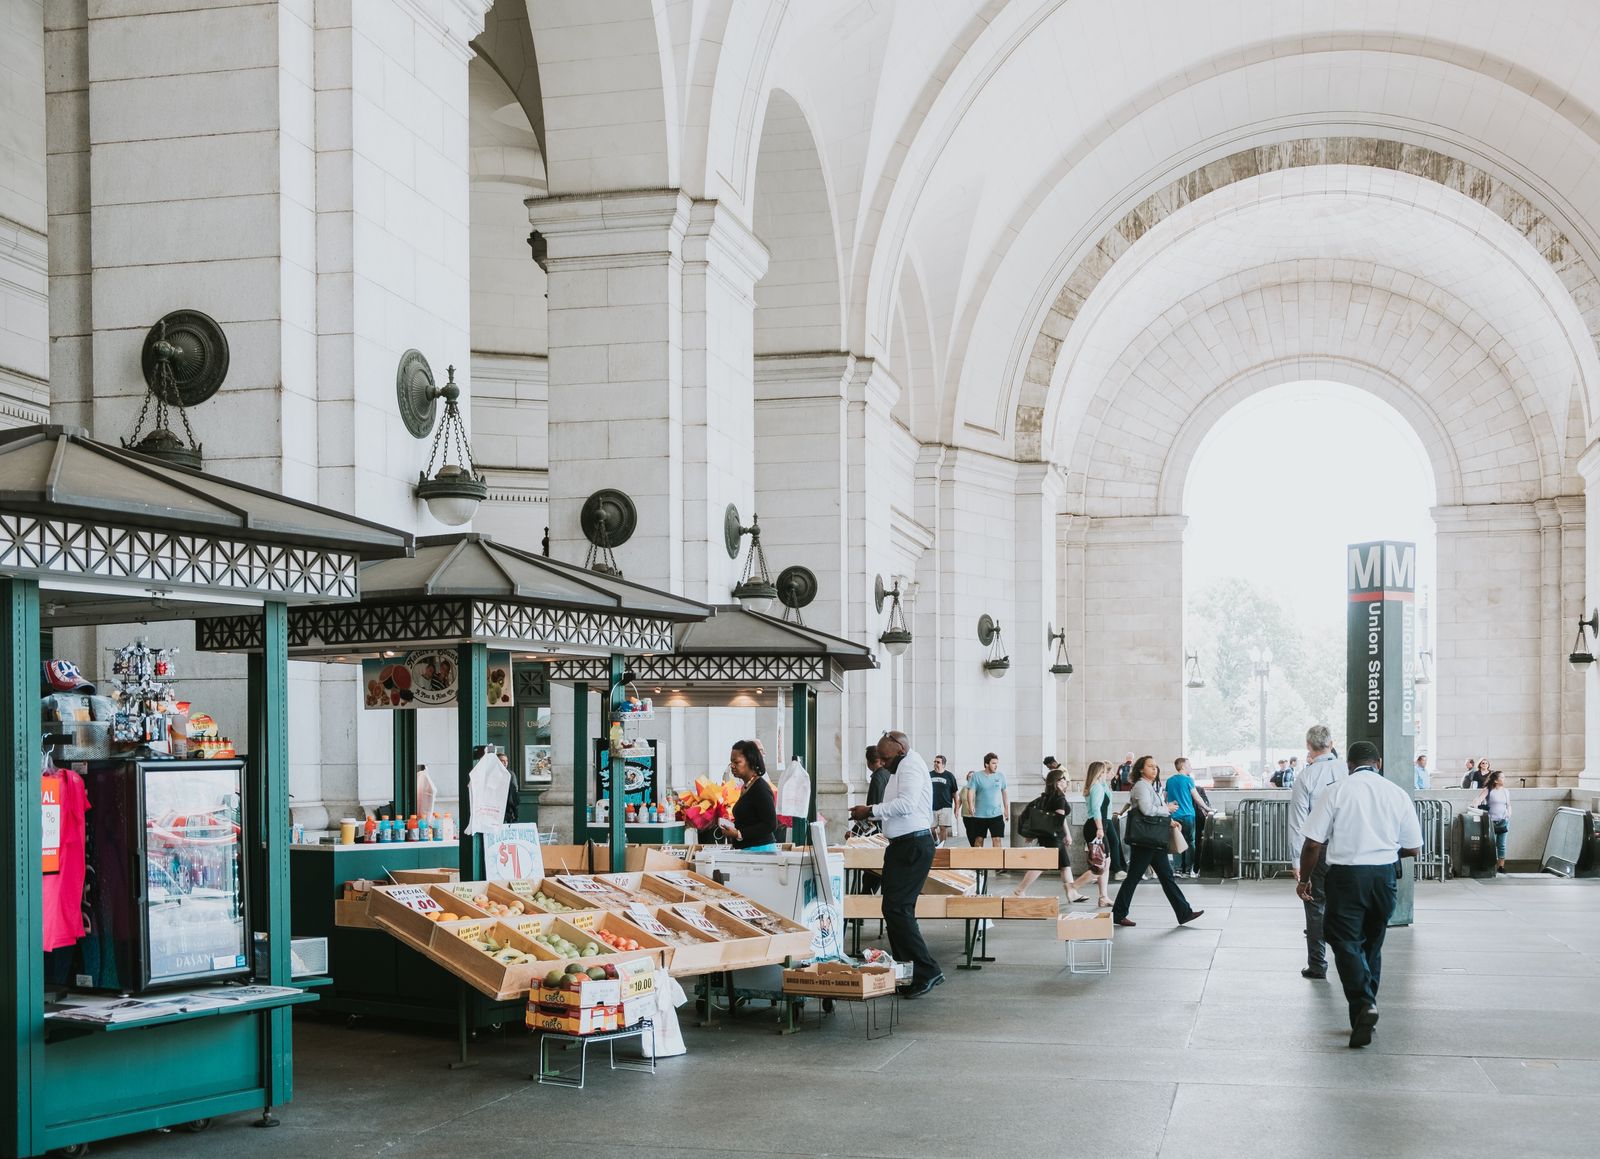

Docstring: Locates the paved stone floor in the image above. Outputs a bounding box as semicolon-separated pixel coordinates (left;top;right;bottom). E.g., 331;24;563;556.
89;874;1600;1158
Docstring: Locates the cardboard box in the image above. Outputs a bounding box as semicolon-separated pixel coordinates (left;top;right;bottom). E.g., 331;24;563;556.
1057;911;1114;941
614;955;657;999
536;974;622;1008
526;1002;620;1036
1002;896;1061;919
333;899;381;929
932;846;1006;869
389;867;458;884
782;961;897;1000
537;844;593;875
1005;847;1060;870
945;895;1004;919
621;994;654;1029
590;846;687;872
44;719;111;761
429;920;550;999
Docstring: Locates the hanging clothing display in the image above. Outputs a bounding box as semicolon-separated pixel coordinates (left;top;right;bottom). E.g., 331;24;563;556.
42;765;90;951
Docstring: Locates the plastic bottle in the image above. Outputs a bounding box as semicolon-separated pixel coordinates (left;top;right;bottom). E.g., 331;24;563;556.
363;815;377;844
405;814;418;841
378;815;392;843
441;812;455;842
429;812;442;842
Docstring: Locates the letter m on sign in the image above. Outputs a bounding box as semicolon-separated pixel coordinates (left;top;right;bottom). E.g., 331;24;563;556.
1384;544;1415;591
1348;544;1382;592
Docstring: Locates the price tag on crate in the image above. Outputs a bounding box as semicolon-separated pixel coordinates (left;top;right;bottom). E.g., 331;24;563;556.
673;905;721;937
718;898;766;924
505;880;539;899
625;904;672;938
389;886;442;914
552;875;608;894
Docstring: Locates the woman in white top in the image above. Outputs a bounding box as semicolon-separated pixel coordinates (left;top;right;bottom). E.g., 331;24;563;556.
1474;770;1512;875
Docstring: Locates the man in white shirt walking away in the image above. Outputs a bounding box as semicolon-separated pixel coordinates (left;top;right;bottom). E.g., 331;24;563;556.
850;730;943;998
1289;724;1348;980
1296;739;1423;1048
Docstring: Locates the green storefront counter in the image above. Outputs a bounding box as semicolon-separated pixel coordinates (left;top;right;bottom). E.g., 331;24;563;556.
584;821;687;845
289;843;523;1029
39;990;316;1151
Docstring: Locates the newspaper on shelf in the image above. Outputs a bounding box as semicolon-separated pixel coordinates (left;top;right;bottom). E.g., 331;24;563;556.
45;984;302;1025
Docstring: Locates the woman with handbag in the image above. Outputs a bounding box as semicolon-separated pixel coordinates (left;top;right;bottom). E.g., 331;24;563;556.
1076;761;1114;906
1010;768;1089;902
1474;770;1512;875
1111;756;1204;928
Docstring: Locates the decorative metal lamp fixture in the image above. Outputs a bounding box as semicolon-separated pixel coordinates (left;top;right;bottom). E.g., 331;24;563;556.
399;351;486;526
123;309;229;470
978;614;1009;677
1413;649;1433;686
1184;650;1206;689
776;565;818;626
725;505;778;614
1568;609;1598;669
875;575;912;657
1048;623;1074;679
580;489;637;578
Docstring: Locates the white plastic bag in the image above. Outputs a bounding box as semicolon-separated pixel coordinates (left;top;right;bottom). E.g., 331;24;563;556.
640;969;688;1058
463;751;511;836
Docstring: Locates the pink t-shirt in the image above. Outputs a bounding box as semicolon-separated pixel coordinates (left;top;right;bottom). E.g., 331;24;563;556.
43;767;89;951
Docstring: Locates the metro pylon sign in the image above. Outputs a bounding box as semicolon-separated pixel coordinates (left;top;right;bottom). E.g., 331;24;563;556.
1346;539;1417;925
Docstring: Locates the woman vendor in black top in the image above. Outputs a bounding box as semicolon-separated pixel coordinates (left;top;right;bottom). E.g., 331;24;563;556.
720;739;779;851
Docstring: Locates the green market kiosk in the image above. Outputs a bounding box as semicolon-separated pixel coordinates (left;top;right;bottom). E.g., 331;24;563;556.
0;425;411;1158
546;606;878;853
195;533;713;1035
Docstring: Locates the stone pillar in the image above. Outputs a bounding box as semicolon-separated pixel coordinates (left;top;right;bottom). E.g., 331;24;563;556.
1014;463;1067;769
1078;515;1186;768
1578;443;1600;792
1059;513;1088;770
1;0;47;429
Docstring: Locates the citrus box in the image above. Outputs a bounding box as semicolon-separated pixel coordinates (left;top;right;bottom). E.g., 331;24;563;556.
781;961;897;999
526;1002;620;1036
536;971;623;1009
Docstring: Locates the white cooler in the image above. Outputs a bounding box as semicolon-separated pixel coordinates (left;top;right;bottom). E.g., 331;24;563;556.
690;847;846;991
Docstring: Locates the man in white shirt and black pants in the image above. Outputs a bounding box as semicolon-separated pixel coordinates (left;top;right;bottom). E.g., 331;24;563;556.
850;730;943;998
1289;724;1347;980
1296;739;1423;1048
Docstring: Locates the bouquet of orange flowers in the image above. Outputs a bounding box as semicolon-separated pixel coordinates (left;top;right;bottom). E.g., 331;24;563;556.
676;775;742;831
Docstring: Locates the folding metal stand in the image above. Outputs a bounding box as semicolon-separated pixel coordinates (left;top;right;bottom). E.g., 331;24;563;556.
534;1019;656;1088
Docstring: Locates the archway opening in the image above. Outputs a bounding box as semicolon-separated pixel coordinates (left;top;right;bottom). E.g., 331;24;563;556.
1181;381;1437;783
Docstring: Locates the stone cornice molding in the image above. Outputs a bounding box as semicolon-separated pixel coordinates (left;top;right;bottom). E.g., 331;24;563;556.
395;0;493;62
1431;502;1542;535
683;199;769;296
1083;513;1188;545
527;190;693;265
753;352;856;401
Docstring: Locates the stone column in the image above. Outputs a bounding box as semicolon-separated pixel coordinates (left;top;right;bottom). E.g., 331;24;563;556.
1433;503;1546;785
1578;443;1600;792
1014;463;1067;769
1;0;47;429
1078;514;1186;767
1059;513;1088;770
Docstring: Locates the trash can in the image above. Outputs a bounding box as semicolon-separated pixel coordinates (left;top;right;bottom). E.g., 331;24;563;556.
1457;809;1497;879
1199;812;1235;878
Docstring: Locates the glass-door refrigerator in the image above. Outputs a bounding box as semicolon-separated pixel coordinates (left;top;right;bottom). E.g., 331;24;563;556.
84;758;251;991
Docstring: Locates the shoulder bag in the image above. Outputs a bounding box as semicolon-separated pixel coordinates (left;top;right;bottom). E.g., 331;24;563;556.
1124;807;1171;849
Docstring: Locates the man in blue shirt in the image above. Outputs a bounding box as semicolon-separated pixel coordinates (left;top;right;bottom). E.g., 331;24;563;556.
1164;758;1199;877
1413;753;1428;791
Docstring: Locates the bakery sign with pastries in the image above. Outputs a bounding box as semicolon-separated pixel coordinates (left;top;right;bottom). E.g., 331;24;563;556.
361;650;514;710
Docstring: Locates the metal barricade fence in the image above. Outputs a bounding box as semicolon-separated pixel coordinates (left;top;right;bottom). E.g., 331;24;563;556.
1235;797;1295;880
1413;797;1452;881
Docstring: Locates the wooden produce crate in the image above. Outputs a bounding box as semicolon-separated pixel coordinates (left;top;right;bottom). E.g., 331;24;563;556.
367;883;492;948
388;867;458;884
945;895;1003;919
333;899;381;929
428;919;550;1000
713;897;813;961
782;961;897;999
1057;910;1115;941
835;845;885;870
1004;846;1060;869
1002;896;1061;919
932;846;1005;869
662;902;770;968
643;869;737;902
542;874;641;910
924;868;978;895
843;895;948;920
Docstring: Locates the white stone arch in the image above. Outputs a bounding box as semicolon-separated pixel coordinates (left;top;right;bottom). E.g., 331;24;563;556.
751;88;844;355
1065;265;1562;515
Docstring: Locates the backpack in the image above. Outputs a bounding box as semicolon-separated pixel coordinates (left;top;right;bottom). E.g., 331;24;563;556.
1018;795;1063;840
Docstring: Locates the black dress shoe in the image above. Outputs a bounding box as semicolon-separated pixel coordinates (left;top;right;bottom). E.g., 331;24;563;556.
1114;917;1137;927
1348;1005;1379;1048
1301;967;1327;980
897;973;945;999
1178;910;1205;925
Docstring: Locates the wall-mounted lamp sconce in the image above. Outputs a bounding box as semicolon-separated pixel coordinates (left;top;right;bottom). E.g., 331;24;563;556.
875;575;912;657
1047;623;1073;679
1569;610;1598;669
979;614;1009;677
124;309;229;470
725;505;777;614
399;352;487;526
777;565;817;626
1184;650;1206;689
580;489;636;578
